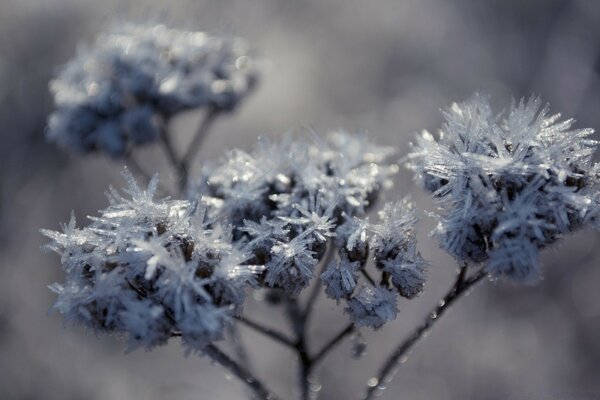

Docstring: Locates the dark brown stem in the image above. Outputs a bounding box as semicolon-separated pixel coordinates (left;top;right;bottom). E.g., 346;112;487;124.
363;267;487;400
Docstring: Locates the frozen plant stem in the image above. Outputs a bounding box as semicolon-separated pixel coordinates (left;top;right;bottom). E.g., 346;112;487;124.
363;264;487;400
285;296;312;400
235;316;296;349
159;124;188;193
312;323;355;365
303;241;336;319
203;344;282;400
159;110;220;193
183;108;219;167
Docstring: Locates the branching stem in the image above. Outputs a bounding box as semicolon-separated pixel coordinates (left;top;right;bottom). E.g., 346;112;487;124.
183;107;219;166
203;344;282;400
236;316;296;350
303;241;336;319
363;266;487;400
312;323;354;365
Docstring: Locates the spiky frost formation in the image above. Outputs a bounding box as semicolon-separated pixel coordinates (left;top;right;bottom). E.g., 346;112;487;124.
345;285;398;329
195;131;400;295
47;22;259;158
370;200;427;297
320;251;361;303
41;171;261;351
407;94;600;283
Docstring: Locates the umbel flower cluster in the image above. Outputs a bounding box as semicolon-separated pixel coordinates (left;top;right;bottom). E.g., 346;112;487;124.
41;173;264;351
42;132;428;351
46;23;258;158
407;94;600;283
41;20;600;400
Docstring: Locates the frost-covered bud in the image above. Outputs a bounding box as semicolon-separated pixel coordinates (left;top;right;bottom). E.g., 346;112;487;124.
335;213;370;263
41;171;261;351
345;285;398;329
320;251;361;303
47;22;259;158
265;235;318;296
380;253;426;299
371;199;423;268
406;94;600;283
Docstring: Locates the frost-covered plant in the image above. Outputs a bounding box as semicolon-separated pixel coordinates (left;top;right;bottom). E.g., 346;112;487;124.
47;22;258;158
406;94;600;283
40;22;600;400
41;172;262;351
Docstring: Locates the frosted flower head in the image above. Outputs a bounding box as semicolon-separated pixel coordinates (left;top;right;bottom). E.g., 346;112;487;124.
406;94;600;283
41;171;261;351
345;285;398;329
194;131;399;295
47;22;259;158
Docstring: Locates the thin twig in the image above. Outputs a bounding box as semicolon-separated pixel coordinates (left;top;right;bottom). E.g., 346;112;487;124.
182;107;219;167
312;323;355;365
284;296;312;400
236;316;296;349
227;324;256;400
303;241;336;319
203;344;282;400
361;269;376;286
159;125;187;193
363;268;488;400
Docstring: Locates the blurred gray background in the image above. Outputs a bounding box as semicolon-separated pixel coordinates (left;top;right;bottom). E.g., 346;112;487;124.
1;0;600;399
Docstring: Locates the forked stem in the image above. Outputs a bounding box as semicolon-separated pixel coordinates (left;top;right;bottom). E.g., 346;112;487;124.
363;265;487;400
204;344;282;400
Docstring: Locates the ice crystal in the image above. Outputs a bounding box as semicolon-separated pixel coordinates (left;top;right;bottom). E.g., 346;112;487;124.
345;285;398;329
47;22;259;157
41;171;261;351
406;94;600;282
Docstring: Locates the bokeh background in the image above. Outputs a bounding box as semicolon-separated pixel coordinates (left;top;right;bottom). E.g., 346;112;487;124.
1;0;600;399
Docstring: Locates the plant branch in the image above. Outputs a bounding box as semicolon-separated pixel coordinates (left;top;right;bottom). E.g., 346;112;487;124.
159;124;187;193
235;316;296;350
312;323;355;365
203;344;282;400
361;269;376;286
303;241;336;319
363;267;488;400
227;324;256;400
182;107;219;167
284;296;312;400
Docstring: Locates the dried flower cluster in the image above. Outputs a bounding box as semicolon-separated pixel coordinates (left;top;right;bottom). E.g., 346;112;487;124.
46;23;258;158
407;94;600;282
41;172;263;351
40;21;600;400
42;132;429;351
